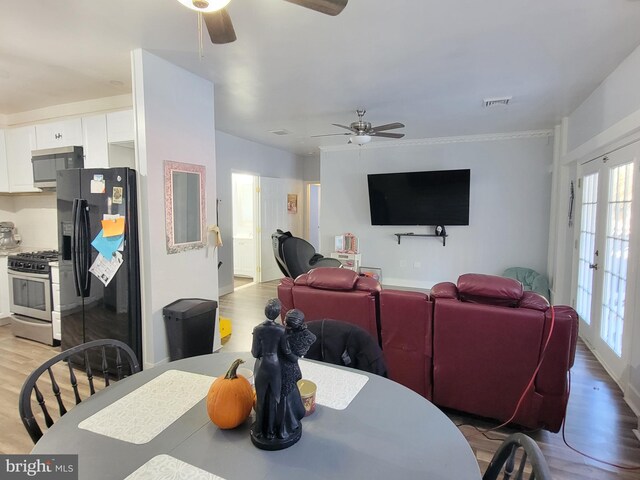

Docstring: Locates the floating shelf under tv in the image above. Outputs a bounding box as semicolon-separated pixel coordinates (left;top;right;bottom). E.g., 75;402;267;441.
394;233;448;247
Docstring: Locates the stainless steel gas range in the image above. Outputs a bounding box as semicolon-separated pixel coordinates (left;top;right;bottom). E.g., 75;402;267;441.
8;250;59;346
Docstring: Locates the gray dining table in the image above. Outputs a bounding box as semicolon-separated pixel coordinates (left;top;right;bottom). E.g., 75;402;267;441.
32;351;482;480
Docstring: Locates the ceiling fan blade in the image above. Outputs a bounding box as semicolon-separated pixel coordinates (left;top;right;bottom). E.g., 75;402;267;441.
203;8;237;44
371;132;405;139
331;123;355;131
283;0;348;16
311;133;350;137
370;122;405;132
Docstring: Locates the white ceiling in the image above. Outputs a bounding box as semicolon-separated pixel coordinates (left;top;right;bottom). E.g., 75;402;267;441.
2;0;640;155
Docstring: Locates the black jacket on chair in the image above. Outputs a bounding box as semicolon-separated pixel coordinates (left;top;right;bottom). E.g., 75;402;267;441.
304;319;388;377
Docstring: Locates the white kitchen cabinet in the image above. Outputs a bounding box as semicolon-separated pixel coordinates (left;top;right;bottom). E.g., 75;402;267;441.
106;110;134;143
0;256;10;324
4;125;40;193
50;262;76;343
0;130;8;192
82;114;109;168
50;263;78;313
35;118;83;149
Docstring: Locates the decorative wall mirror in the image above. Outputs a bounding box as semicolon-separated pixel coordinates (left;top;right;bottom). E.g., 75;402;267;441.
164;161;206;254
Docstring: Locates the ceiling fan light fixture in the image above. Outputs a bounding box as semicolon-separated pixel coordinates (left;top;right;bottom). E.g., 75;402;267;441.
350;135;371;145
177;0;231;13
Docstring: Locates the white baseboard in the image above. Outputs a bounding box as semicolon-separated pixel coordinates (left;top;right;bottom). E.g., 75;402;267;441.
625;384;640;418
0;317;10;327
625;384;640;443
580;333;640;443
219;284;233;296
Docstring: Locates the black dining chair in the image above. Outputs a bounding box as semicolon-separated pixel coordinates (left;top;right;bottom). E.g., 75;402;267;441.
482;433;552;480
19;339;140;444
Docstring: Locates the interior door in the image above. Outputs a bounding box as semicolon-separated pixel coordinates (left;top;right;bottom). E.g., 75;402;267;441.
259;177;303;283
308;183;321;251
574;142;639;380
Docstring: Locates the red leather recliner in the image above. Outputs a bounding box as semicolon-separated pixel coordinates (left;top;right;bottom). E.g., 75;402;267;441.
277;267;381;342
379;290;433;399
430;273;578;432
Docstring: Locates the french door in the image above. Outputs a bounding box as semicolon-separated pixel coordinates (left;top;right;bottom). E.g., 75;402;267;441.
574;142;639;380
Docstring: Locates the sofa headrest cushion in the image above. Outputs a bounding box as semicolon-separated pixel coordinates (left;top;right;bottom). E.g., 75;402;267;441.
519;291;550;311
430;282;457;299
457;273;523;307
299;267;359;291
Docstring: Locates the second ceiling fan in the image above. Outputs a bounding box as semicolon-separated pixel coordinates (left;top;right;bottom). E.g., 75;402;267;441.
177;0;348;44
314;109;405;145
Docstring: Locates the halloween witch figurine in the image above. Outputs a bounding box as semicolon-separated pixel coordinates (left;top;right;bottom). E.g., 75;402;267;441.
250;299;303;450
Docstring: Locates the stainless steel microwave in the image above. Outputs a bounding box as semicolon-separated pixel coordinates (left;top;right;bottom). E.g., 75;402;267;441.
31;146;84;188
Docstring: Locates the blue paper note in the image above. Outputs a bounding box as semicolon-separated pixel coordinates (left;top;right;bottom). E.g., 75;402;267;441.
91;229;124;258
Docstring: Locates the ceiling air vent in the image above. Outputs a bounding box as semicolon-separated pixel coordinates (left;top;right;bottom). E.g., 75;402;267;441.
483;96;512;107
269;129;291;136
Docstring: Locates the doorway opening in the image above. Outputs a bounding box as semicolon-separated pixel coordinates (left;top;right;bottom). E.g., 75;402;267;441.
307;183;321;251
231;173;258;290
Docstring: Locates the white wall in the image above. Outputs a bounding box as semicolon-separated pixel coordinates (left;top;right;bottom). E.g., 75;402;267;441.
0;193;57;249
0;196;15;228
567;44;640;152
303;155;321;182
321;134;554;289
215;131;304;294
108;143;135;168
132;49;219;368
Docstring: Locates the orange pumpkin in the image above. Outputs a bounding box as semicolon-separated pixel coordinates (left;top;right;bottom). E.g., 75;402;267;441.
207;358;254;429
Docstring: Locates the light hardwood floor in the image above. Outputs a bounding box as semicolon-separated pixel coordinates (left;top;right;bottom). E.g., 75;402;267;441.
2;280;640;479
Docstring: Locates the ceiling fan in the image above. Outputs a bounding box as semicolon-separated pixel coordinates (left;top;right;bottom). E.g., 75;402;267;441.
313;109;405;145
176;0;348;44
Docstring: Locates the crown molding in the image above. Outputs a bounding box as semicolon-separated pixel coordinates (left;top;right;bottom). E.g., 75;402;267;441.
319;129;554;152
5;94;133;127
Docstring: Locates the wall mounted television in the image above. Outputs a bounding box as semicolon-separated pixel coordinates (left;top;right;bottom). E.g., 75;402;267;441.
367;169;470;226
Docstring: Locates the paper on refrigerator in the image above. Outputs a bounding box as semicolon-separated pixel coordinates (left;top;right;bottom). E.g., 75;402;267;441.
89;251;123;286
91;229;124;258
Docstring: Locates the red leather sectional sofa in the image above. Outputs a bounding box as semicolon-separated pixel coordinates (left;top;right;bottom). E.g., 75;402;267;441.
278;268;578;432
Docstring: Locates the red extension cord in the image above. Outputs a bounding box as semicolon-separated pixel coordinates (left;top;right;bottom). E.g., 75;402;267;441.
459;305;640;471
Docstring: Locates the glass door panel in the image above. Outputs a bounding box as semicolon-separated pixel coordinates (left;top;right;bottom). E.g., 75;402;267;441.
600;162;634;356
576;172;598;325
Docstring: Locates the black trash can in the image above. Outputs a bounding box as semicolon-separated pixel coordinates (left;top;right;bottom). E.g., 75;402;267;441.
163;298;218;361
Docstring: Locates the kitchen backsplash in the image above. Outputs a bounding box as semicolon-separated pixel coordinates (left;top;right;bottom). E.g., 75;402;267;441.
0;192;57;249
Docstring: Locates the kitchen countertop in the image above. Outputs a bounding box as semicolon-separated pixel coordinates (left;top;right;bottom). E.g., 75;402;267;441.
0;246;58;257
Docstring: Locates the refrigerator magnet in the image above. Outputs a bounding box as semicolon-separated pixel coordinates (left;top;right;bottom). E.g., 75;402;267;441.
91;174;106;194
113;187;123;204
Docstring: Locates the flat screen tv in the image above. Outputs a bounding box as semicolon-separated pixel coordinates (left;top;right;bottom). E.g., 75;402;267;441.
367;169;470;226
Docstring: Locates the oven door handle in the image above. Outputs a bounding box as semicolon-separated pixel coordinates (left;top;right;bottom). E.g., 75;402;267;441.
7;269;51;280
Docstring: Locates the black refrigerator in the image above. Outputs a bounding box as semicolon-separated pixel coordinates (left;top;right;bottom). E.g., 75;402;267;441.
57;167;142;371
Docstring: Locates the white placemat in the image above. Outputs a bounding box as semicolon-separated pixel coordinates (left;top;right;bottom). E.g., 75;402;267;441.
78;370;214;444
124;454;226;480
299;360;369;410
